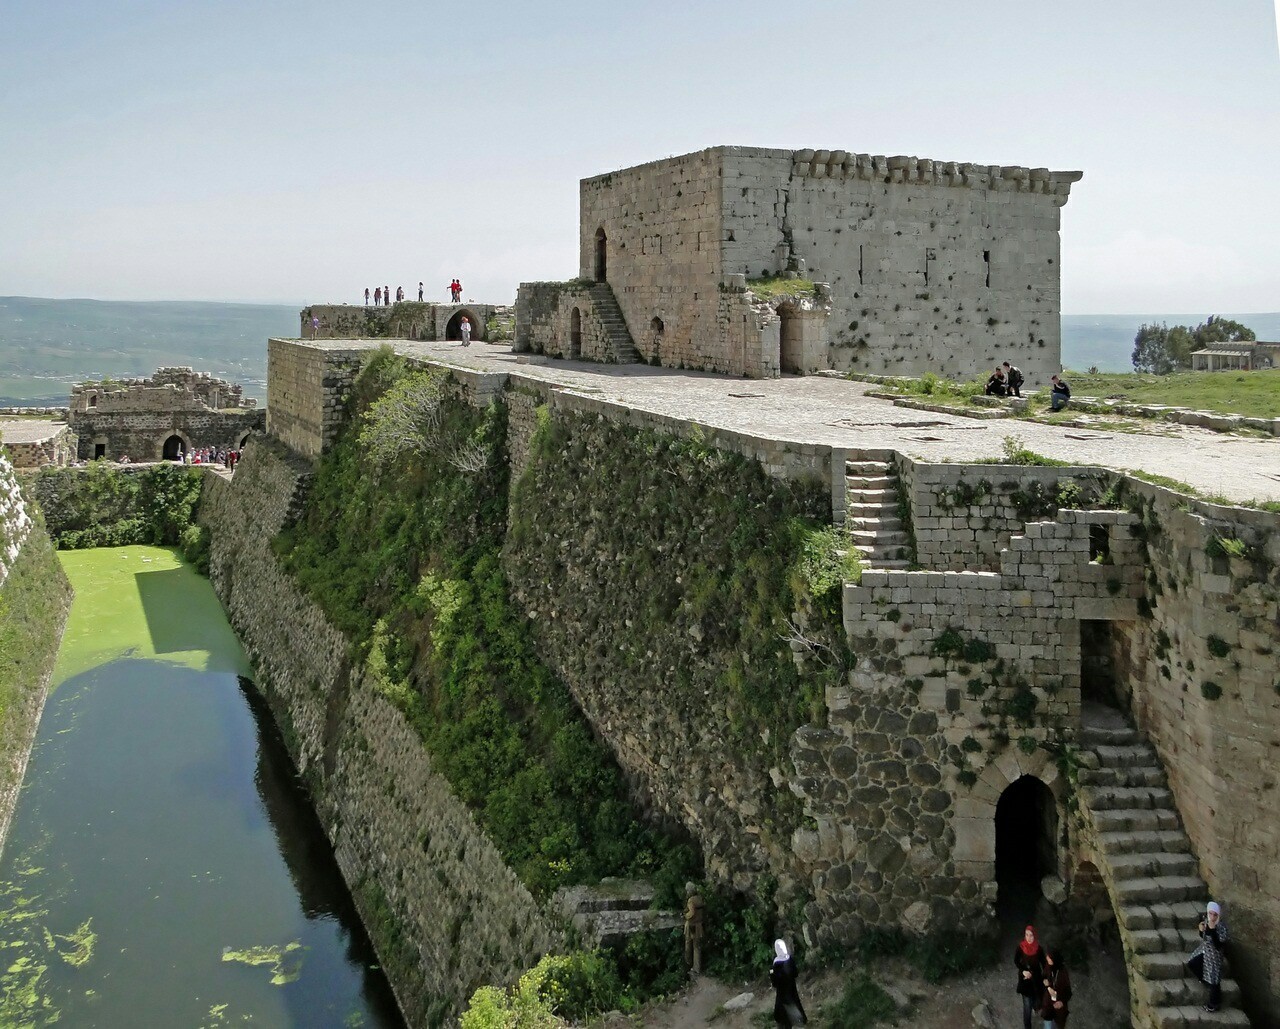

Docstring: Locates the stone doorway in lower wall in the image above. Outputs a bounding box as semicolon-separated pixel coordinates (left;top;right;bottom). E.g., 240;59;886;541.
995;774;1058;927
162;434;186;461
1080;619;1123;709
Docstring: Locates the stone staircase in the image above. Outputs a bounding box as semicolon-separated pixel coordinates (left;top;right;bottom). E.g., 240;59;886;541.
1078;708;1250;1028
552;879;681;948
844;458;911;570
585;283;639;363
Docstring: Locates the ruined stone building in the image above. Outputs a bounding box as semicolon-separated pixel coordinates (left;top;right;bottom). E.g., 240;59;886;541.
516;146;1080;382
68;367;264;461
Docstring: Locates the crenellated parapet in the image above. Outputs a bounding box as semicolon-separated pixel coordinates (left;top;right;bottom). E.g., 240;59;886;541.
790;148;1083;200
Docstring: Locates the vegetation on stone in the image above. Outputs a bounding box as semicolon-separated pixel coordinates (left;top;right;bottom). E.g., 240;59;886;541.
745;276;818;301
31;463;205;551
1063;367;1280;419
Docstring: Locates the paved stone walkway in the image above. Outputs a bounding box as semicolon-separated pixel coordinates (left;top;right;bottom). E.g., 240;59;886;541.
308;339;1280;503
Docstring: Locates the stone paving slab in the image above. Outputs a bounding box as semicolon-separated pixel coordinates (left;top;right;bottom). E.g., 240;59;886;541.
289;339;1280;503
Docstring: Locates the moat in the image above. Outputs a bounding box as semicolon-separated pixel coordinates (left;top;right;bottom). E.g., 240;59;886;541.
0;546;403;1027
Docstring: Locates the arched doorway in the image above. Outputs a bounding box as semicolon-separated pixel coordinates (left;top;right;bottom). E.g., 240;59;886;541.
445;309;480;341
238;434;252;450
995;775;1058;924
163;434;186;461
594;228;607;282
778;304;802;373
650;316;664;363
569;308;582;359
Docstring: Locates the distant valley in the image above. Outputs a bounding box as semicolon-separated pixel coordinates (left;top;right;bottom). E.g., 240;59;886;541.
1;296;1276;407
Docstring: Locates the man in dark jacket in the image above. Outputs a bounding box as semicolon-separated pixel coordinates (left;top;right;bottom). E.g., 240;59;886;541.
985;369;1008;396
1003;361;1025;397
1050;374;1071;411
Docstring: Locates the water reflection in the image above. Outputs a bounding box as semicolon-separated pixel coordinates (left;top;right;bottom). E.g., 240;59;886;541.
0;658;404;1028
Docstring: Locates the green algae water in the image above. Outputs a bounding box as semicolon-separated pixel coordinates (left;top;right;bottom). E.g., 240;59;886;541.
0;547;404;1027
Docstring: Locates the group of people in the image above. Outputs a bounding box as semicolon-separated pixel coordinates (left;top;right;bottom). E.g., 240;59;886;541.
1013;904;1230;1024
1014;926;1072;1028
177;446;241;471
363;280;463;306
984;362;1073;412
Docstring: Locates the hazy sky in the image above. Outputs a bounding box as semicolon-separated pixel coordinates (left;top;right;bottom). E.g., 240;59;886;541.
2;0;1277;313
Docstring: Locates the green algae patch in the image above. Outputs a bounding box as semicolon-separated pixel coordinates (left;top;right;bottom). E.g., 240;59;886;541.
52;546;250;685
221;941;306;985
53;920;95;968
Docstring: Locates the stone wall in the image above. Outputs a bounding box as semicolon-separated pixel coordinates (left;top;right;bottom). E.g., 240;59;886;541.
71;367;255;413
514;283;620;361
895;457;1107;571
1106;486;1280;1020
302;303;498;343
578;149;732;373
0;453;73;858
265;339;366;461
0;423;77;469
199;438;558;1027
720;148;1075;382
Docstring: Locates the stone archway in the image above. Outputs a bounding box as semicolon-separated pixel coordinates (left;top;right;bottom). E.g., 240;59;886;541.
996;774;1059;924
778;303;802;373
162;434;187;461
594;227;607;282
569;308;583;359
445;309;480;341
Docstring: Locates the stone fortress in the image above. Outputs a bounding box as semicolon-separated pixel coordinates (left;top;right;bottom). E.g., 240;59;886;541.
67;366;264;461
515;146;1080;382
6;143;1278;1029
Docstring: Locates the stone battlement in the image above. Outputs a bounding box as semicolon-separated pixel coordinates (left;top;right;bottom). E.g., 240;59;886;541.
787;148;1082;199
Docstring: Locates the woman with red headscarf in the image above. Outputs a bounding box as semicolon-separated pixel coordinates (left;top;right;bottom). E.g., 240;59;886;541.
1014;925;1045;1029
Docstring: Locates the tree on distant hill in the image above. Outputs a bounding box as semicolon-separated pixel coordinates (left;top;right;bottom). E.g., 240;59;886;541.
1132;316;1255;373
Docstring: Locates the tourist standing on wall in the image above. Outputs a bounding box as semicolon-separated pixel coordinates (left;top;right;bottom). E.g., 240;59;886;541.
364;287;370;306
450;278;462;302
374;287;382;306
770;939;806;1027
311;315;320;339
1038;949;1071;1027
1014;926;1045;1029
1187;902;1228;1012
459;316;472;347
418;281;424;302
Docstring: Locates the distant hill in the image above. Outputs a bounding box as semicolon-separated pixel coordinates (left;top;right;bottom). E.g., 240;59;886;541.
1;297;1276;406
1062;313;1280;373
0;296;298;405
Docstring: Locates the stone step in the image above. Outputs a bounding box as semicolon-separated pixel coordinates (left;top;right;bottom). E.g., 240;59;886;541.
1148;976;1243;1010
1098;829;1191;855
1137;951;1209;981
845;475;896;490
1130;926;1206;954
1114;875;1205;905
1080;765;1167;788
1094;743;1156;765
1121;899;1208;932
846;461;892;475
1081;723;1142;747
847;501;897;517
849;528;908;544
1083;785;1175;812
1091;807;1180;833
846;491;899;508
1110;852;1200;881
847;514;903;530
867;559;912;570
1153;1004;1250;1028
855;545;910;562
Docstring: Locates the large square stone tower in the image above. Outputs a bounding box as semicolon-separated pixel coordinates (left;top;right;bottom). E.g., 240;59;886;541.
517;146;1081;382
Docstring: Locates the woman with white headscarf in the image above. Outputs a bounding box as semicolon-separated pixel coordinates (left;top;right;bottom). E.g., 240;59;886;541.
1187;901;1228;1012
770;938;807;1027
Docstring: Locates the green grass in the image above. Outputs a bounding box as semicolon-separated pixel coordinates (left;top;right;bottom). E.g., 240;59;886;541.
1062;369;1280;419
746;276;817;300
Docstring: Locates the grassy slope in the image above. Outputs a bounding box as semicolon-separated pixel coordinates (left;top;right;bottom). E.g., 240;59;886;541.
1060;368;1280;419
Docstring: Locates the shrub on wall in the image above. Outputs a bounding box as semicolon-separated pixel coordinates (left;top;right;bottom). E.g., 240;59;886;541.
32;464;204;551
276;351;700;901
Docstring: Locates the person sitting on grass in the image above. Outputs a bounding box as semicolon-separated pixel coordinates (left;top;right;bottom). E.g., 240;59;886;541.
1050;374;1071;411
985;368;1008;396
